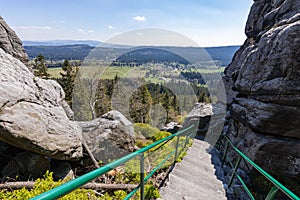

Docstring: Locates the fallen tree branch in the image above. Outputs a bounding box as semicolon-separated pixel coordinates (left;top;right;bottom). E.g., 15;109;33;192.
82;138;100;168
0;181;138;191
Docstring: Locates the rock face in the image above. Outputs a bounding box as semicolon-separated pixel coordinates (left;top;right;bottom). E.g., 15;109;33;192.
184;103;213;137
183;103;225;148
0;48;83;160
0;17;29;65
78;110;136;163
224;0;300;187
161;122;182;134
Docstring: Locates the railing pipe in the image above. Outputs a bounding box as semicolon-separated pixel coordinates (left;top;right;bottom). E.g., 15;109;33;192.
222;136;300;200
140;153;145;200
31;125;194;200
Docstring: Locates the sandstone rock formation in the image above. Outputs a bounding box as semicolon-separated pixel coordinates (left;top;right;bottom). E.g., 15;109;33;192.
78;110;136;163
223;0;300;187
0;48;83;160
0;17;29;65
161;122;182;134
184;103;212;137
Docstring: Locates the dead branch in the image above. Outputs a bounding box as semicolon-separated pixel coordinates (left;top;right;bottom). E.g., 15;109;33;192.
0;181;137;191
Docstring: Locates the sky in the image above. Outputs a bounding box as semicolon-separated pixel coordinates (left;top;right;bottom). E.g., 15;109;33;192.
0;0;253;47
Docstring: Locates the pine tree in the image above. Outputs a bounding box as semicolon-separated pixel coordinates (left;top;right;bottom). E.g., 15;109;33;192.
129;84;153;123
162;91;171;123
33;54;50;79
95;80;112;117
60;60;78;107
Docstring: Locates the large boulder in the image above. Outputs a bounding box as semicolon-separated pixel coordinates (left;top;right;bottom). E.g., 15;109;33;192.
223;0;300;187
0;17;29;66
0;48;83;160
78;110;136;163
184;103;225;146
184;103;213;137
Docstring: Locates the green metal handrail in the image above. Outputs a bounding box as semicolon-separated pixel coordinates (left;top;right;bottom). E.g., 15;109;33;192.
219;135;300;200
31;125;195;200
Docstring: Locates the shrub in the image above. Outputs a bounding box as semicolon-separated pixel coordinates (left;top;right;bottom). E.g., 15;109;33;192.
134;123;160;139
0;171;97;199
150;131;171;142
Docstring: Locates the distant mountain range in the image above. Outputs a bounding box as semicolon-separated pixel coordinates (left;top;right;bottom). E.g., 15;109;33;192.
23;40;102;47
23;40;239;66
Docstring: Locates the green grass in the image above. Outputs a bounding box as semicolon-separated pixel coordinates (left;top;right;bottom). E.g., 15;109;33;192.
47;65;225;81
48;68;63;78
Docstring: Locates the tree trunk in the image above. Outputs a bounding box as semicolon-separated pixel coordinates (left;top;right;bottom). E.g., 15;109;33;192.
0;182;137;191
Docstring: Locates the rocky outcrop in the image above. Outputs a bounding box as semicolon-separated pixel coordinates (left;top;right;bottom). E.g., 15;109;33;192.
184;103;225;146
0;48;83;160
161;122;182;134
0;17;29;66
184;103;213;137
78;110;136;163
224;0;300;186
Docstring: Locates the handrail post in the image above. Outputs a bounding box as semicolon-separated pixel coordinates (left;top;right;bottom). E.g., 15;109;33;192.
228;156;242;188
222;140;229;167
265;186;279;200
140;153;145;200
174;136;180;165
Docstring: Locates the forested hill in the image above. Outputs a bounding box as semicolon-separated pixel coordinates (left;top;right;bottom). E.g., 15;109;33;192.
24;44;239;66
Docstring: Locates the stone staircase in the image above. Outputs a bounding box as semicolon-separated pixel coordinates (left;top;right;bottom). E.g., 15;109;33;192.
159;139;227;200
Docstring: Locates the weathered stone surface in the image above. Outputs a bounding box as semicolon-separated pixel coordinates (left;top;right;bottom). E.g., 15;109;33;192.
183;103;225;147
227;120;300;178
223;0;300;188
78;110;135;163
2;151;50;180
161;122;182;134
0;49;83;160
0;17;29;66
231;98;300;139
184;103;212;137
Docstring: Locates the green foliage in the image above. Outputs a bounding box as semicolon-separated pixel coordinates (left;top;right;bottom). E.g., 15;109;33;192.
123;158;141;184
0;171;97;199
144;184;160;199
134;123;160;139
135;139;152;148
113;190;127;199
130;84;153;123
94;79;114;117
162;92;172;123
59;59;79;107
150;131;171;142
33;54;51;79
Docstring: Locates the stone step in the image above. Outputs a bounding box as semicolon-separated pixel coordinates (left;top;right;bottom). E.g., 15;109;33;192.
181;154;215;169
175;161;218;179
159;139;227;200
159;186;185;200
167;174;226;200
171;167;224;190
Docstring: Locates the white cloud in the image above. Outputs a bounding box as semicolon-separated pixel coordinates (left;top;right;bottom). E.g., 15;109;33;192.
108;25;113;29
78;29;94;34
78;28;85;33
134;16;146;21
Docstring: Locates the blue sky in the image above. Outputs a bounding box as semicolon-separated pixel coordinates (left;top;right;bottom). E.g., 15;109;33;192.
0;0;253;47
